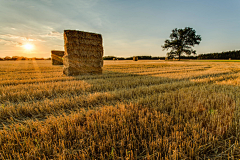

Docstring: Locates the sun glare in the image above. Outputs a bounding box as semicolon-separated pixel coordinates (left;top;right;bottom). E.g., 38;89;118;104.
23;43;34;50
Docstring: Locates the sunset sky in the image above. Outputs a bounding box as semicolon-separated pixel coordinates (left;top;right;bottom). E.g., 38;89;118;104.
0;0;240;58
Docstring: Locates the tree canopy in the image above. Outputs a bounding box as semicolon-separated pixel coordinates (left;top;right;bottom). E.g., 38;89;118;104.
162;27;201;60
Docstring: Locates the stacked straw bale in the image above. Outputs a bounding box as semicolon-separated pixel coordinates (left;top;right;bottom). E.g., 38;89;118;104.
51;50;64;65
133;56;138;61
63;30;103;76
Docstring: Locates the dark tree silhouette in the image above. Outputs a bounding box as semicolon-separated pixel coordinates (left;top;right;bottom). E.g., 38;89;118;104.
162;27;201;61
198;50;240;59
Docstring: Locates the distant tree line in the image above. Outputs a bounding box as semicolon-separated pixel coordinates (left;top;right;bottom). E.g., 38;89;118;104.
103;55;197;60
0;56;51;61
198;50;240;59
103;56;167;60
103;50;240;60
1;50;240;61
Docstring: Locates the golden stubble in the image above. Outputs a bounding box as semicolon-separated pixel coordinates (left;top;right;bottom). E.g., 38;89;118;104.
0;60;240;159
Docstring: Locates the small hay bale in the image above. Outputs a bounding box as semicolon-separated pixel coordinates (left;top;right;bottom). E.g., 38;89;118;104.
51;50;64;65
63;30;103;76
113;58;116;61
133;56;138;61
229;58;231;60
165;57;168;61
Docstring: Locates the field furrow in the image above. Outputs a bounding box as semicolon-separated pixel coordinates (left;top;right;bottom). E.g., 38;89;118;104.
0;80;196;127
1;60;240;159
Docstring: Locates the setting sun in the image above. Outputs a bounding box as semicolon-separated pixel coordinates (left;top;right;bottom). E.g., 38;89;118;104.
23;43;34;50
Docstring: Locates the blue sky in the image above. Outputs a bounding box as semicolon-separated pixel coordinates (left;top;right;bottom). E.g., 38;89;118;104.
0;0;239;58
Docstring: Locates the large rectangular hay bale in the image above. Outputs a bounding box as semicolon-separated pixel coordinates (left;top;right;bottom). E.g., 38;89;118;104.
51;50;64;65
63;30;103;76
133;56;138;61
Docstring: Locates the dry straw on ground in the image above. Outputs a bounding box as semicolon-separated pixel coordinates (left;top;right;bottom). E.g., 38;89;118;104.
1;61;240;159
63;30;103;76
133;56;138;61
51;50;64;65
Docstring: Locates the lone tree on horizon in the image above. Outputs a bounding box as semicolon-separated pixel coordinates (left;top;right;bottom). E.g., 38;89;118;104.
162;27;201;60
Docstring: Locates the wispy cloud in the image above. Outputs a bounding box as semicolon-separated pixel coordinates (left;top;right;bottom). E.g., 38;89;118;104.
40;31;63;39
0;34;44;42
1;0;240;57
0;39;22;47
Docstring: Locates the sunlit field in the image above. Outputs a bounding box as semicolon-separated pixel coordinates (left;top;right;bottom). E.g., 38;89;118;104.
1;60;240;159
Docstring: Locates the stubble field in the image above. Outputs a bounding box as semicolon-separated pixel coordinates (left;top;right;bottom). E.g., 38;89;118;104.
1;60;240;159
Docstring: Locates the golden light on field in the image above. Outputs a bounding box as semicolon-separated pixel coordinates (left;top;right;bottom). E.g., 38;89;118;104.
23;43;34;50
1;60;240;159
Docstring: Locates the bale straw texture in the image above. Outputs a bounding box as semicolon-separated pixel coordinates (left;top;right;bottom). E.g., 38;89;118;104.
63;30;103;76
51;50;64;65
133;56;138;61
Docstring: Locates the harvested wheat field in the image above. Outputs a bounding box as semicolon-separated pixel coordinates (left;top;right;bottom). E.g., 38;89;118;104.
1;60;240;159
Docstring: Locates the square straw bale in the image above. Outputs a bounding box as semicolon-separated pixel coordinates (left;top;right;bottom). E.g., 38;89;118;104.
63;30;103;76
133;56;138;61
51;50;64;65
